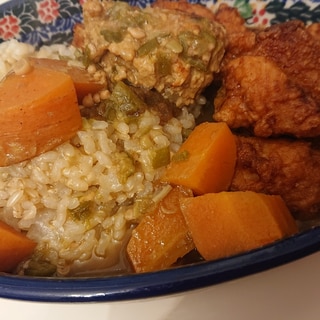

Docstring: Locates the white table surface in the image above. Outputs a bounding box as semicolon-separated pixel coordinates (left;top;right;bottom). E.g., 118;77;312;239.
1;251;320;320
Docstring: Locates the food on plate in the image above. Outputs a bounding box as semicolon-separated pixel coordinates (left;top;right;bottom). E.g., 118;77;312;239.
213;7;320;138
152;0;216;21
0;80;196;276
307;23;320;42
127;185;194;272
0;25;201;275
210;4;320;222
0;220;36;272
180;191;298;261
72;0;226;107
213;3;257;66
0;63;82;166
0;0;318;277
161;121;237;195
230;135;320;221
27;57;106;103
214;54;320;138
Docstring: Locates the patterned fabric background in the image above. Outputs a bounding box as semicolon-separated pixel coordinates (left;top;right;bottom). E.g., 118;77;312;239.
0;0;319;46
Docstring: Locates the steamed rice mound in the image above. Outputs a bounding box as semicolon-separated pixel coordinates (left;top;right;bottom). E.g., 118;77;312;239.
0;107;195;276
0;39;196;276
0;0;225;275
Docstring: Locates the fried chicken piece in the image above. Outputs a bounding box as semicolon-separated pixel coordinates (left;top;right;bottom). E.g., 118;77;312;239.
214;4;257;64
307;23;320;42
213;19;320;138
252;20;320;103
214;55;320;137
230;135;320;221
152;0;216;21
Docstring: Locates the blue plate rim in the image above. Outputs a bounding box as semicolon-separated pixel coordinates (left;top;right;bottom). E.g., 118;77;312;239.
1;0;320;304
1;226;320;303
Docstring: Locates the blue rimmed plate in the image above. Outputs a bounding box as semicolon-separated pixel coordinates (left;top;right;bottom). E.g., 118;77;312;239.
0;0;320;303
0;227;320;302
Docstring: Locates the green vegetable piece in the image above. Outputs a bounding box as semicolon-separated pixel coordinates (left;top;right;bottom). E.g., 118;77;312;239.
155;53;172;77
178;31;198;52
133;197;154;217
184;56;206;71
82;46;92;68
24;260;57;277
178;31;211;71
201;30;217;45
107;2;146;28
100;29;124;43
107;81;147;117
137;38;159;57
69;201;92;221
165;38;183;54
150;146;171;169
115;152;135;184
104;105;117;121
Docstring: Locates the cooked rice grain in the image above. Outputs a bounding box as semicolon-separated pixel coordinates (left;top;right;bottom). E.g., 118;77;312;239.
0;39;196;276
0;40;79;80
0;103;195;276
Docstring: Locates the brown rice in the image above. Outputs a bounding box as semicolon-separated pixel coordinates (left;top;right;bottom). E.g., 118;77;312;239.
0;40;196;276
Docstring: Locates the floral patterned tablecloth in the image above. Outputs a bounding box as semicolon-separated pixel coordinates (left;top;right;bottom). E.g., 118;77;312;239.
0;0;319;48
0;0;83;46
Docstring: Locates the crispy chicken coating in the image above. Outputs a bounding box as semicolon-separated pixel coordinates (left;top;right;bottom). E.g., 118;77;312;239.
152;0;216;21
230;135;320;221
307;23;320;42
213;6;320;220
213;4;257;65
213;8;320;138
252;20;320;103
214;55;320;137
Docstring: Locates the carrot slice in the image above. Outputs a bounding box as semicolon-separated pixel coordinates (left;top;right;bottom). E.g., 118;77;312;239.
0;220;36;272
161;122;237;195
0;66;82;166
28;58;106;102
127;186;195;273
180;191;298;261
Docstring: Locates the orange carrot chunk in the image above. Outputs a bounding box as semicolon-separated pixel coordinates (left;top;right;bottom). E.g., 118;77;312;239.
28;58;106;102
0;220;36;272
127;186;195;273
180;191;298;261
161;122;237;195
0;65;82;166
